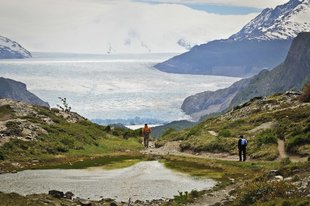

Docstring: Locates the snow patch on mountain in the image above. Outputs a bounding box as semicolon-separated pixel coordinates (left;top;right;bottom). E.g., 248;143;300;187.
0;36;31;58
230;0;310;41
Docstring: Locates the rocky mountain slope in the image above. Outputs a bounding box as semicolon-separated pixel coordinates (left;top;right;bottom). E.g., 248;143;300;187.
182;32;310;120
0;36;31;59
155;0;310;77
231;32;310;107
0;77;49;107
182;78;251;120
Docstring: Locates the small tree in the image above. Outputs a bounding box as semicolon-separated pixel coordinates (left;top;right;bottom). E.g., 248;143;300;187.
57;97;71;113
299;83;310;103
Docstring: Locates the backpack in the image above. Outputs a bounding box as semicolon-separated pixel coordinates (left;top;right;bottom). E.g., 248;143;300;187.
241;138;247;146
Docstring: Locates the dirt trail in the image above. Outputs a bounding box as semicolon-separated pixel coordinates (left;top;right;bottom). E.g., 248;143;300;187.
277;139;287;159
144;139;307;163
277;139;307;162
142;141;239;161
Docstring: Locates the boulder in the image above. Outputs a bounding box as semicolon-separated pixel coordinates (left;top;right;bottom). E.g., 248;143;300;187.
267;170;281;178
64;191;74;199
48;190;64;199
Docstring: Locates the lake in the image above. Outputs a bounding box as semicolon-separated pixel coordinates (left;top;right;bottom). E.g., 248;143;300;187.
0;53;240;123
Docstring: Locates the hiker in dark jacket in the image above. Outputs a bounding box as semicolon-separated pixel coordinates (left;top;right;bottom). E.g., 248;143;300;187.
238;135;248;161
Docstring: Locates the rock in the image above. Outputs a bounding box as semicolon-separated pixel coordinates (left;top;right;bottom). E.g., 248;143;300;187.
267;170;280;178
11;162;21;167
275;175;284;181
229;178;235;183
48;190;64;199
64;191;74;199
79;200;92;206
284;177;293;181
135;200;144;204
110;202;118;206
51;108;60;113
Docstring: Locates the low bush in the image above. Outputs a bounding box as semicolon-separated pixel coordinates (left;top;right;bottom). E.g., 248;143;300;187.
218;129;231;137
173;190;201;205
0;149;5;160
234;181;300;206
256;130;277;147
286;133;310;153
187;126;201;137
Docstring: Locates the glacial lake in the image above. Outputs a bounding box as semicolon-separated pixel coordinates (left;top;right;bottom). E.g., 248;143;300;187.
0;161;216;201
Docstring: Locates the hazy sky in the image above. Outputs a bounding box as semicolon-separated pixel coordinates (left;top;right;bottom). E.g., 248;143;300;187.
0;0;289;53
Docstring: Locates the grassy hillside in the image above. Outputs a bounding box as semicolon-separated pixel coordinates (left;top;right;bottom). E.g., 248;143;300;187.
158;92;310;160
0;99;143;171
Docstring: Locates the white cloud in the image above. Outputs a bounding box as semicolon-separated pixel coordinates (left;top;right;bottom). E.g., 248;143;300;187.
0;0;259;53
135;0;289;9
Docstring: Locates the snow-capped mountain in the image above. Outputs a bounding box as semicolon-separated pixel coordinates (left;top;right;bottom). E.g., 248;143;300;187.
0;36;31;59
230;0;310;41
156;0;310;77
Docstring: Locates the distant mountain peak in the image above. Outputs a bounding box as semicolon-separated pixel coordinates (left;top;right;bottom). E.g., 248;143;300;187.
0;36;31;59
230;0;310;41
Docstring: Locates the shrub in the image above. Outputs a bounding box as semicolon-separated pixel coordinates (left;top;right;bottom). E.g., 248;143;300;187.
286;133;310;153
218;129;231;137
0;149;5;160
280;157;292;166
163;128;176;137
187;126;201;137
250;144;279;161
256;130;277;147
235;181;298;206
274;121;290;140
59;136;75;147
299;83;310;103
173;190;201;205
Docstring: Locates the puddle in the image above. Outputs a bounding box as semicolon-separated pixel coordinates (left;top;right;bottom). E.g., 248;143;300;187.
0;161;216;201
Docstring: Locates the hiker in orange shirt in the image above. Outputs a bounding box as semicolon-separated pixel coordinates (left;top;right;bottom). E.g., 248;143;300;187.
142;124;152;148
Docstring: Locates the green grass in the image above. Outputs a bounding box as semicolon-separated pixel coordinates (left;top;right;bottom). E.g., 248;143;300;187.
0;106;143;163
161;155;279;183
39;153;144;170
68;137;143;156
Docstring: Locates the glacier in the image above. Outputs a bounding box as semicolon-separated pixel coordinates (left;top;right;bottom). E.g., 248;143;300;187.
0;53;240;122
